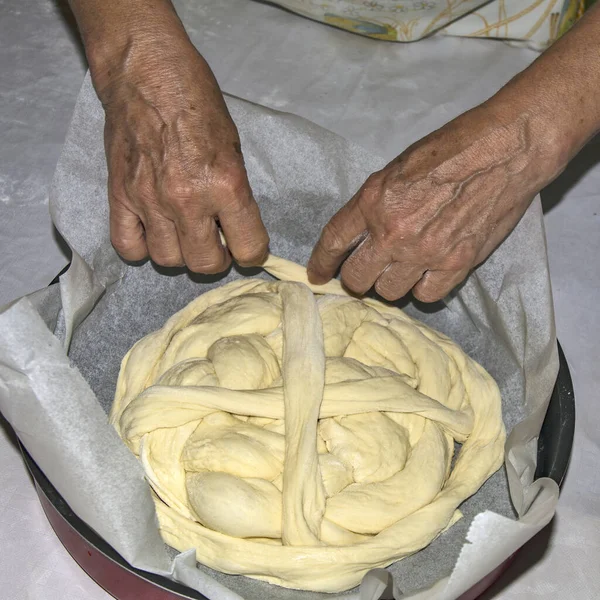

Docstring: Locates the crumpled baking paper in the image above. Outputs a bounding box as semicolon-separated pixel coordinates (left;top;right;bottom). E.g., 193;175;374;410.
0;72;559;600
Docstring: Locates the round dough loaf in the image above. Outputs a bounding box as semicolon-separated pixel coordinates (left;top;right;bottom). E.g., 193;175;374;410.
110;256;505;592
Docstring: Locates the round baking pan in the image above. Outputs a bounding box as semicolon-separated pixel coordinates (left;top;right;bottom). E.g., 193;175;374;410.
19;342;575;600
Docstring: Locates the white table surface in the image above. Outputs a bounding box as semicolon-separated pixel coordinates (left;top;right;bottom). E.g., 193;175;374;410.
1;1;599;599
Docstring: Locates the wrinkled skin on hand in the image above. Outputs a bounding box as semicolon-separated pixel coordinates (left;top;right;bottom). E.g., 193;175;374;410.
308;105;562;303
98;39;269;273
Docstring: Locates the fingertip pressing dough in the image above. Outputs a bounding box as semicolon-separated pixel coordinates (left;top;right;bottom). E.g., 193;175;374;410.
110;255;505;593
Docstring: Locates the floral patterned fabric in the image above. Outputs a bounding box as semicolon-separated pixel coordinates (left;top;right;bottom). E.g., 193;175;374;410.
263;0;588;49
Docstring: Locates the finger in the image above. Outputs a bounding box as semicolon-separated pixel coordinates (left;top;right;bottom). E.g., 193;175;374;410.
144;212;184;267
218;189;269;267
340;235;392;295
307;198;368;285
109;195;148;262
411;268;470;303
176;216;232;274
374;262;425;302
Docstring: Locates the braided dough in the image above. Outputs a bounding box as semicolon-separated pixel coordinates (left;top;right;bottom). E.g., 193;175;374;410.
110;256;505;593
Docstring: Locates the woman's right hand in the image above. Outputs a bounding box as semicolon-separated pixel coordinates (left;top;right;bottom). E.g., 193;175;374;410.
83;3;269;272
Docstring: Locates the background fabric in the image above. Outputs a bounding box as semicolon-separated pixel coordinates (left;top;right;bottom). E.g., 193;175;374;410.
264;0;583;48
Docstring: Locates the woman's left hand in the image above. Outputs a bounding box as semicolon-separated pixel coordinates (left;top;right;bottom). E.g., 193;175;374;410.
307;102;563;302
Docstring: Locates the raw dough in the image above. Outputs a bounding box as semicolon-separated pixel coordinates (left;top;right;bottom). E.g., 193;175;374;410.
110;255;505;593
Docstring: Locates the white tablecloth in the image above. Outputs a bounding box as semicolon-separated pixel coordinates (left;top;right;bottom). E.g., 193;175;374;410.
1;1;599;599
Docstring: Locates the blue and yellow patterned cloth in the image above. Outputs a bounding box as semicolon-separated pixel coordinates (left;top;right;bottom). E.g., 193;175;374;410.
263;1;590;49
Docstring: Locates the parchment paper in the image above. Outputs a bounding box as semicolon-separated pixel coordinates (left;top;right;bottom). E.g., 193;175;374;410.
0;72;559;600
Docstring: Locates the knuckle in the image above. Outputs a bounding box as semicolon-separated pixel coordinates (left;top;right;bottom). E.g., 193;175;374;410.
164;163;250;213
320;224;347;256
220;163;248;189
364;171;384;192
412;276;445;303
163;176;196;206
187;257;228;275
443;239;478;271
212;166;250;203
413;287;442;303
127;181;157;206
374;279;401;302
359;173;385;207
235;241;268;267
111;235;137;257
150;251;182;268
442;254;467;272
340;265;369;295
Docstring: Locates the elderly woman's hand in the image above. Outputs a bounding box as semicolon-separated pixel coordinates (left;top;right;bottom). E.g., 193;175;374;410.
307;102;561;302
97;39;268;272
70;0;269;273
